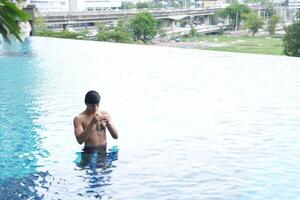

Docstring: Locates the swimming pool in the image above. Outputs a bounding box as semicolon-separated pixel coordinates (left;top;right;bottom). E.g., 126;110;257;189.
0;37;300;199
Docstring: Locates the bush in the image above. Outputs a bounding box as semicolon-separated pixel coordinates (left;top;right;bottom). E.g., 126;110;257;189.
283;21;300;57
36;30;85;39
129;12;157;42
96;31;132;43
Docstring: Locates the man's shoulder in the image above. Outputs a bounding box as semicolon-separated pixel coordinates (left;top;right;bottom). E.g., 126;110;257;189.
74;112;87;122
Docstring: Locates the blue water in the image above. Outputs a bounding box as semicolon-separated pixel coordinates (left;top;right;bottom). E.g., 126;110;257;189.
1;37;300;199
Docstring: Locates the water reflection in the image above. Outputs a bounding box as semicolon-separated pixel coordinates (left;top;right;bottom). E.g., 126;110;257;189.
0;171;50;199
74;146;119;198
0;38;47;182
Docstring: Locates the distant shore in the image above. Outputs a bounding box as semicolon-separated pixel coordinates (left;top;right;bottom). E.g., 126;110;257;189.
151;32;284;56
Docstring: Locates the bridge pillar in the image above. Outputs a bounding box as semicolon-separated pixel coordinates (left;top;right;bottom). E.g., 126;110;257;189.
170;20;176;29
62;24;67;30
205;16;210;26
189;16;194;27
224;16;230;25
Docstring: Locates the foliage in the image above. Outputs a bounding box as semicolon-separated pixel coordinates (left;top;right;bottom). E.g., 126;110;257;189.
121;2;135;10
283;21;300;57
243;12;264;36
296;10;300;21
219;3;251;30
34;15;48;32
129;12;157;42
136;2;151;9
267;15;281;35
96;19;132;43
134;2;162;9
36;30;87;39
96;22;111;32
188;27;199;38
262;2;276;18
96;31;132;43
0;0;32;43
157;20;166;37
115;19;130;32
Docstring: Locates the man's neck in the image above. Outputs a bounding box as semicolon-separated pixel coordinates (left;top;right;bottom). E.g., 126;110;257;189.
84;109;97;116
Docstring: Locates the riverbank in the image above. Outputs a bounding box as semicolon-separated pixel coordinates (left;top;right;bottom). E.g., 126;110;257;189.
152;34;284;56
35;31;284;56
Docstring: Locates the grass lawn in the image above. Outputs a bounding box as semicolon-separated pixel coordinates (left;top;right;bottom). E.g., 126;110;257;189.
182;35;284;56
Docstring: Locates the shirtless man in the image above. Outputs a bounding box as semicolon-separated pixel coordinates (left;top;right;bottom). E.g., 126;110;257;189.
73;90;118;152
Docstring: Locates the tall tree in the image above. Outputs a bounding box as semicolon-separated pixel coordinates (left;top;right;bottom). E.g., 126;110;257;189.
243;12;264;36
219;3;251;30
0;0;31;43
129;12;157;43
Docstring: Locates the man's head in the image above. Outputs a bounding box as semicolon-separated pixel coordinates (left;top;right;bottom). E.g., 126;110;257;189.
85;90;101;113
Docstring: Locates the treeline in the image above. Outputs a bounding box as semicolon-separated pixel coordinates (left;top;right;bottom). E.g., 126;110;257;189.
33;5;300;56
218;3;300;56
36;12;158;44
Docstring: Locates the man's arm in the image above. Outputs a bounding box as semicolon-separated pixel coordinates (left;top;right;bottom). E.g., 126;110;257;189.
73;116;97;145
102;112;118;139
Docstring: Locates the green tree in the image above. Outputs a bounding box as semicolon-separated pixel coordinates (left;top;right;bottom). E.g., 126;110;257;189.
268;15;281;35
0;0;31;43
96;19;132;43
135;2;156;9
263;2;276;18
283;20;300;57
129;12;157;43
219;3;251;30
121;2;134;10
243;12;264;36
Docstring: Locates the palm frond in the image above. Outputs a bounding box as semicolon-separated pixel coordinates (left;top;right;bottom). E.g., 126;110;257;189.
0;0;32;43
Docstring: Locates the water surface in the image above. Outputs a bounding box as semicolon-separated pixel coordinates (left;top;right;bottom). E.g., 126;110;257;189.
0;37;300;199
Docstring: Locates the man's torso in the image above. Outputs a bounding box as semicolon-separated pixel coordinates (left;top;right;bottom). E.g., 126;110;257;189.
79;111;107;147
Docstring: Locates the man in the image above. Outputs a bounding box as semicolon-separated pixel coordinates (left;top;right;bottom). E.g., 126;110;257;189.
73;90;118;153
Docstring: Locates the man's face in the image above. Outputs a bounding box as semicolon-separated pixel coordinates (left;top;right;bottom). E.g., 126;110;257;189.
87;103;99;114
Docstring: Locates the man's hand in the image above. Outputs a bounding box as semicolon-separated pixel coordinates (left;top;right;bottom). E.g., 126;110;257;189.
91;114;100;124
100;113;111;125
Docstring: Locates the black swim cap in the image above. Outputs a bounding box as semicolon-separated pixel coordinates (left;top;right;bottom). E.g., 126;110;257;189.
85;90;101;104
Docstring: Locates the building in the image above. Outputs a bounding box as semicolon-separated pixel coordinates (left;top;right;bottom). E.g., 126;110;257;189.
27;0;69;12
27;0;122;12
80;0;121;11
288;0;300;10
202;0;225;8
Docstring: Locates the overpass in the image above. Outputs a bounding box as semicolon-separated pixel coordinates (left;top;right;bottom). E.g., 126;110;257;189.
41;8;221;27
40;6;264;27
22;5;265;35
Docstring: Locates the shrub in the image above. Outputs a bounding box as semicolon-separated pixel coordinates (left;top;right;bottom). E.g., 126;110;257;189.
283;21;300;57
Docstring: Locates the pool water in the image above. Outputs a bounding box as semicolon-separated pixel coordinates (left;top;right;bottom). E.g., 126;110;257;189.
0;37;300;199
